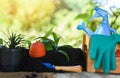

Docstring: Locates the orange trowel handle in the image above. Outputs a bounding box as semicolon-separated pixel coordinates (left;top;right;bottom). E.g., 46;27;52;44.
55;65;82;72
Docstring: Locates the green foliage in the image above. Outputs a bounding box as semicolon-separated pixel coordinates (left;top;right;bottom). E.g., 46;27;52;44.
35;27;54;51
0;38;3;44
35;28;59;51
52;32;60;47
44;27;54;38
0;38;5;48
35;28;70;62
3;31;25;48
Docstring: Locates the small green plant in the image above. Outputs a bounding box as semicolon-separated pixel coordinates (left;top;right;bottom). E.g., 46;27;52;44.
35;27;70;62
0;38;6;48
3;31;25;48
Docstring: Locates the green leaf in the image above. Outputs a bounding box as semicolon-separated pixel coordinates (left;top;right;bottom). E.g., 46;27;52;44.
0;38;5;48
52;32;58;41
0;38;3;44
58;50;70;62
52;32;60;46
35;37;48;42
59;45;73;48
35;27;54;42
43;39;54;51
44;27;54;38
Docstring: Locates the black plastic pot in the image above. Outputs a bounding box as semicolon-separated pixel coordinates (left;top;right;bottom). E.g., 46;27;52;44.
0;48;25;72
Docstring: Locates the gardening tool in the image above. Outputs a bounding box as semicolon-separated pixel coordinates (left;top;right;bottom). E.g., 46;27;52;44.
77;21;94;36
90;34;120;74
77;6;117;36
42;62;82;72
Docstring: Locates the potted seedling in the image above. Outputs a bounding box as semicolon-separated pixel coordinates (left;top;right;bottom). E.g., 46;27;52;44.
35;28;70;62
34;28;86;72
0;31;27;72
42;29;87;71
25;27;86;72
25;28;70;72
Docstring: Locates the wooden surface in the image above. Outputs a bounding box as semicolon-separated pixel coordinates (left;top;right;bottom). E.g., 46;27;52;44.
82;34;120;74
0;72;54;78
0;72;120;78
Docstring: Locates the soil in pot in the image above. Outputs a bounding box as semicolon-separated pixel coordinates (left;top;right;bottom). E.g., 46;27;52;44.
40;47;86;71
21;47;86;72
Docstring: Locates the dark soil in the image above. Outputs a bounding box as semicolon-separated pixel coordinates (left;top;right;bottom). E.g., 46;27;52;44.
21;47;86;72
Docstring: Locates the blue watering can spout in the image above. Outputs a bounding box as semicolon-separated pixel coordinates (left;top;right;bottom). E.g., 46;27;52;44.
77;21;94;36
77;21;85;30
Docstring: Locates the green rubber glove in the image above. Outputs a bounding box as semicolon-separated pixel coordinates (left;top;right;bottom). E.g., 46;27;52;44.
101;41;116;74
90;34;120;74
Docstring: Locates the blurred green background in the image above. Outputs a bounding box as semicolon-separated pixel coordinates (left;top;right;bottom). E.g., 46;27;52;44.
0;0;120;47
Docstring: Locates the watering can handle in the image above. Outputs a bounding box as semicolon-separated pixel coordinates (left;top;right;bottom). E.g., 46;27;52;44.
110;28;117;34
